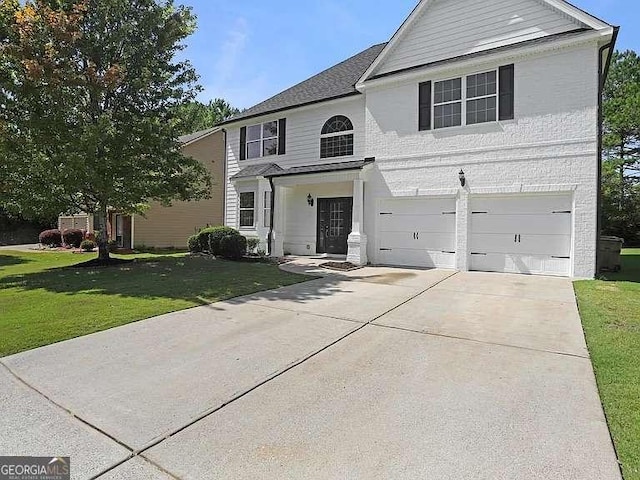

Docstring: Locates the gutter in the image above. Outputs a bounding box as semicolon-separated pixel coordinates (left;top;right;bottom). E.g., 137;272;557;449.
596;26;619;274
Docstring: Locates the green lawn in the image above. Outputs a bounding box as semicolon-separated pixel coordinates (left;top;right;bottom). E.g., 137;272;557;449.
575;249;640;480
0;250;308;357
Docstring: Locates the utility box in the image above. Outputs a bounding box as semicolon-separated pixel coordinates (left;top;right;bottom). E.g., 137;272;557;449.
599;236;624;272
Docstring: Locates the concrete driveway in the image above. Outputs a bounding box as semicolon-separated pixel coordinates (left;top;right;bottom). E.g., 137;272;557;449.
0;266;621;479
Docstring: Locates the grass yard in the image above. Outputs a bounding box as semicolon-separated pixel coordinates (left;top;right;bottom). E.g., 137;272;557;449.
0;250;308;357
575;249;640;480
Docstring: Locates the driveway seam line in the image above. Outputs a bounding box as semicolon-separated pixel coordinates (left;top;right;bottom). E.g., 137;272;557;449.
136;454;184;480
0;360;136;452
430;286;576;304
370;323;591;359
92;270;459;478
234;302;367;325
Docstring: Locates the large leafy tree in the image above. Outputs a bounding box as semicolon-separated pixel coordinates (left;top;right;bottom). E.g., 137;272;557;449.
176;98;239;135
602;50;640;244
0;0;210;260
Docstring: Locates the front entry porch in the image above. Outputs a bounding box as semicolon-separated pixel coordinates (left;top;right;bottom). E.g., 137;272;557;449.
266;160;373;266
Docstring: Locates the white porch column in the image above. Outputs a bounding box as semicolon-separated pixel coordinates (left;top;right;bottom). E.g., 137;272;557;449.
347;178;368;265
270;184;285;258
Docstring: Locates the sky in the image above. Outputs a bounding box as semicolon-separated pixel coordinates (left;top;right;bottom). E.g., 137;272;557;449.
178;0;638;110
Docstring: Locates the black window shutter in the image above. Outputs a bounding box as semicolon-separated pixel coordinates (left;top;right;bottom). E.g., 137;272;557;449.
278;118;286;155
418;81;432;131
499;64;515;121
239;126;247;161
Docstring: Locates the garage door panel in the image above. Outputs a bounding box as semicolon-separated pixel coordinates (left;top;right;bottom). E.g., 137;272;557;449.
376;197;456;269
471;195;572;214
380;198;456;215
470;253;570;277
471;214;572;235
380;214;456;233
379;250;456;269
472;233;571;257
380;232;455;251
469;195;572;277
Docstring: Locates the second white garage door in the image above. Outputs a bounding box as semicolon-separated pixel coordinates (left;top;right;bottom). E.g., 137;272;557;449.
377;197;456;269
469;194;573;276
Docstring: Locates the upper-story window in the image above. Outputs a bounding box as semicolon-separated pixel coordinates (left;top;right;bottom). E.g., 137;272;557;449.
320;115;354;159
419;64;514;131
246;121;278;159
240;119;286;161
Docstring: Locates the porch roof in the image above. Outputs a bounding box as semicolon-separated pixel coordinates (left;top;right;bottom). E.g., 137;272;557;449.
230;163;284;180
264;158;375;179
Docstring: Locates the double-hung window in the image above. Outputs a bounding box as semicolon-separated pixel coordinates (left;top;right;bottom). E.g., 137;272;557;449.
421;65;513;131
239;192;255;228
433;78;463;129
466;71;497;125
246;121;278;159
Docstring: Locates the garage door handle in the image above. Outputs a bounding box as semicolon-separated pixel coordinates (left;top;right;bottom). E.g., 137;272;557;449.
416;232;419;240
514;234;518;243
380;248;392;251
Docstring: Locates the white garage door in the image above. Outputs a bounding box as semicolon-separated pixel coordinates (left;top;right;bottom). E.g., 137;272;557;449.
377;197;456;269
469;194;572;276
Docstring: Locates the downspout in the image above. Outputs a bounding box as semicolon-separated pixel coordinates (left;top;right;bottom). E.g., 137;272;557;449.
596;27;619;275
222;128;228;226
267;176;275;256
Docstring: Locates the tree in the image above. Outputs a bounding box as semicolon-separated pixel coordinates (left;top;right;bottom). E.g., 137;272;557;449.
176;98;239;135
0;0;210;261
602;50;640;244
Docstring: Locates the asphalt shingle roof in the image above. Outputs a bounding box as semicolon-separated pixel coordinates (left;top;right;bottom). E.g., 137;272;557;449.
178;127;220;145
221;43;387;125
230;163;284;180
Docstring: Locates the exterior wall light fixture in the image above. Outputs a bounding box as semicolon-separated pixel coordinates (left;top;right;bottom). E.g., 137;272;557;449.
307;194;314;207
459;170;466;187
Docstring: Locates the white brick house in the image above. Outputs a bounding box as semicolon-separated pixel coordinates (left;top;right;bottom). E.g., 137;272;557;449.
220;0;617;278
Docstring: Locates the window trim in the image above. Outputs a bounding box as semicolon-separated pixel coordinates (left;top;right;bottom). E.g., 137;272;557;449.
432;68;500;130
246;121;279;160
263;191;271;228
320;115;355;159
238;191;256;229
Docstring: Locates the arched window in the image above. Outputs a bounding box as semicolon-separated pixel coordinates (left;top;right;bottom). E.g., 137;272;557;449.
320;115;354;158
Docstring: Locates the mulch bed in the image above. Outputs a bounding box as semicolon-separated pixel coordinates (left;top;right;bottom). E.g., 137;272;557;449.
320;261;362;272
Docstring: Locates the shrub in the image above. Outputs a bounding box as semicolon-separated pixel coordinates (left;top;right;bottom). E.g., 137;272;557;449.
62;228;84;248
188;234;201;253
80;239;96;252
219;234;247;260
84;231;96;241
107;239;119;252
246;237;260;254
197;226;239;255
39;229;62;247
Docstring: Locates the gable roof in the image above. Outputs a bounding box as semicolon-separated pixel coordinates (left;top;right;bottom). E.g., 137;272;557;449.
219;43;386;126
359;0;613;83
178;127;221;146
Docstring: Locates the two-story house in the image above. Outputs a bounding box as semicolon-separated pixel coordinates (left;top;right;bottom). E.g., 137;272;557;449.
220;0;617;278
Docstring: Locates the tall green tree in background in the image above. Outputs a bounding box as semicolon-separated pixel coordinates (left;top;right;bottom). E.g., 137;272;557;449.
0;0;210;261
176;98;239;134
602;50;640;245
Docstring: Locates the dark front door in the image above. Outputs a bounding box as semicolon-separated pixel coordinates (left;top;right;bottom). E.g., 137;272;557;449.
317;197;353;255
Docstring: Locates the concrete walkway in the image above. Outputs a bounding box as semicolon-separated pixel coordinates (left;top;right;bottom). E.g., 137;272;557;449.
0;265;621;480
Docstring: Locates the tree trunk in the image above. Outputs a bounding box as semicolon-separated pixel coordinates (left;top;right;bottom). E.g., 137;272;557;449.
95;206;110;261
620;142;625;211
